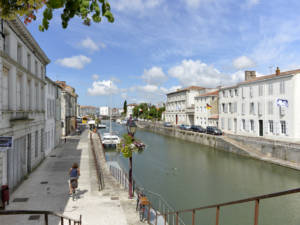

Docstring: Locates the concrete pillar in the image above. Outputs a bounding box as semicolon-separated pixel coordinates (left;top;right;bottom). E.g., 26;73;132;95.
8;66;16;111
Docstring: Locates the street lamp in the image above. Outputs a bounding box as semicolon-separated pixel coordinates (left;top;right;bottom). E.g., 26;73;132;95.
126;116;137;198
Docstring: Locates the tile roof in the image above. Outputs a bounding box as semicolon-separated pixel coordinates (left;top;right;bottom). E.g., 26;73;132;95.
167;86;206;95
239;68;300;85
196;90;219;98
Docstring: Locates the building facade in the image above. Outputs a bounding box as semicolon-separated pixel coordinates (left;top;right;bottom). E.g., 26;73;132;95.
80;105;98;116
56;81;78;136
194;90;219;128
219;69;300;140
165;86;212;125
126;104;136;118
100;106;109;117
0;19;50;190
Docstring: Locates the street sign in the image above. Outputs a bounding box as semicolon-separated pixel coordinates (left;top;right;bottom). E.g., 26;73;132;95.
0;137;13;151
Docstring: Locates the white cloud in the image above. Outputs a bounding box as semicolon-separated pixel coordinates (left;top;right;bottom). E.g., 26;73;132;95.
246;0;259;7
184;0;213;8
80;37;104;52
87;80;119;96
233;56;255;69
141;67;167;85
168;59;245;87
56;55;91;69
92;74;100;80
160;86;182;94
113;0;162;12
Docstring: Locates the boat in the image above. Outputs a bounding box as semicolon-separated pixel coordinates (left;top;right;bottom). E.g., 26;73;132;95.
102;133;120;148
98;124;107;129
116;119;121;124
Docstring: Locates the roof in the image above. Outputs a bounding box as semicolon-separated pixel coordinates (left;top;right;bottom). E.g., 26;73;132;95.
80;105;97;109
239;68;300;85
167;86;206;95
219;85;238;90
195;90;219;98
209;115;219;119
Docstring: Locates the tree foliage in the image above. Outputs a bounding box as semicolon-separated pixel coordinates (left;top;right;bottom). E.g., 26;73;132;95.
132;103;165;121
0;0;114;31
123;100;127;115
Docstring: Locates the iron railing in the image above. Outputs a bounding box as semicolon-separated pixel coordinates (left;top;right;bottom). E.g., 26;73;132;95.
0;210;82;225
109;165;186;225
161;187;300;225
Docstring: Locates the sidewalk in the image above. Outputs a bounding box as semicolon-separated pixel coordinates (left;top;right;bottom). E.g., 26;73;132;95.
1;129;143;225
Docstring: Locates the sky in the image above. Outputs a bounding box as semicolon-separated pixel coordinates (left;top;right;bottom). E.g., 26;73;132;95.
26;0;300;107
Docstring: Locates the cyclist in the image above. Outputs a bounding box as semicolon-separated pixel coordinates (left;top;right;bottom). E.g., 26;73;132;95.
69;162;80;195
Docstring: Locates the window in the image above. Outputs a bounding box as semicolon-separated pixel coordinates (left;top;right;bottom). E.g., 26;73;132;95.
35;83;39;110
4;31;10;55
281;121;286;134
242;119;246;130
222;91;225;97
258;102;262;115
230;90;233;97
250;87;253;97
242;103;245;115
235;89;238;96
280;81;285;94
268;83;273;95
229;103;232;113
242;87;245;98
268;101;273;115
269;120;274;133
259;85;263;96
35;131;38;158
16;75;22;110
222;104;225;113
35;60;38;76
17;44;22;65
2;67;9;110
250;120;254;132
250;102;254;115
221;118;224;129
228;118;232;130
27;53;31;71
234;102;237;113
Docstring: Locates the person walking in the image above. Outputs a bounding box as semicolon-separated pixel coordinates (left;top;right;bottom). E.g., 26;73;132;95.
69;163;80;194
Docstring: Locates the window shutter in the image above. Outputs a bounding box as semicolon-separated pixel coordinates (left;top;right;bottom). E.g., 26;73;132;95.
253;103;256;115
264;122;269;134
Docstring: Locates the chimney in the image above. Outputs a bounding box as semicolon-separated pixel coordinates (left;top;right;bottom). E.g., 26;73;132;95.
276;67;280;75
245;71;256;81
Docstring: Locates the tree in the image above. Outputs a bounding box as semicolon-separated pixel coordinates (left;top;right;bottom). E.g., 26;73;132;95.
0;0;114;31
123;100;127;115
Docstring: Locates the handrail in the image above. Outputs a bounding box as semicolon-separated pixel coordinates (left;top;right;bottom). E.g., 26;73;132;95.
160;187;300;225
0;210;82;225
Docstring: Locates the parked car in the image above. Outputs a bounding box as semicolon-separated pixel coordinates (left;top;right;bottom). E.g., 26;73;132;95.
164;122;173;127
206;126;223;135
179;124;191;130
189;125;206;133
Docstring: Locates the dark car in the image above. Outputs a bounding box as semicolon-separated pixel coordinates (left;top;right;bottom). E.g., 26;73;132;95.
179;124;191;130
164;122;173;127
206;126;223;135
190;125;206;133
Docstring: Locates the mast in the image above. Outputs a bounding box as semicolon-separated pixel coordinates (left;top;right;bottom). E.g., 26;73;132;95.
109;81;112;134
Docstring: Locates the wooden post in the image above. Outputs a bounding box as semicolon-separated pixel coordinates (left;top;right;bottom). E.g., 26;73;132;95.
216;206;220;225
192;209;195;225
155;211;158;225
69;219;71;225
44;213;48;225
176;212;179;225
254;200;260;225
80;215;82;225
147;206;151;224
61;217;64;225
164;214;167;225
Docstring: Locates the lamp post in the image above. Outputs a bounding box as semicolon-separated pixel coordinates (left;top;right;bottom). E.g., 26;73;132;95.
126;116;137;198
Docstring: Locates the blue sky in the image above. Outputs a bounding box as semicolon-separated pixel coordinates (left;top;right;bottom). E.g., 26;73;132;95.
27;0;300;107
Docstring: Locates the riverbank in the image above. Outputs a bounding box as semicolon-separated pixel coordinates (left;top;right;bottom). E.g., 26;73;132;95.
137;121;300;171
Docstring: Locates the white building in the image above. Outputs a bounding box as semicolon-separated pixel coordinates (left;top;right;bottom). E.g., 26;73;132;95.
165;86;212;125
80;105;98;116
126;104;136;118
219;68;300;140
0;19;50;191
100;106;110;117
195;90;219;128
45;77;56;156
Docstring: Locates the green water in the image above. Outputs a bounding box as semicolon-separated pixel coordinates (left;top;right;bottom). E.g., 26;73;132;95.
102;122;300;225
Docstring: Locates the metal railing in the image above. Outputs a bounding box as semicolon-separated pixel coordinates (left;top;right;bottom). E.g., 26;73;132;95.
109;165;186;225
0;210;82;225
89;132;104;190
161;187;300;225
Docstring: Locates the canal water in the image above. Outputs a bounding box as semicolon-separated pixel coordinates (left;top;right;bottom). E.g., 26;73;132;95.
99;121;300;225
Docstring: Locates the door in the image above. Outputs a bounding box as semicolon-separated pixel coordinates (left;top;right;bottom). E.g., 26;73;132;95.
27;134;31;173
259;120;263;136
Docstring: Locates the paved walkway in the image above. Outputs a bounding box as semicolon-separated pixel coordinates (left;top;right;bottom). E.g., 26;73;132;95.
1;129;143;225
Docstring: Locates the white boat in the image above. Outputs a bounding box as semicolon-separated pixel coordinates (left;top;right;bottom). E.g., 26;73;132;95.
98;124;107;129
116;119;121;124
102;133;120;148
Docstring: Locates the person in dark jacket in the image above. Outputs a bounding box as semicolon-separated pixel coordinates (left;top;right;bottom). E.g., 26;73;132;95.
69;163;80;194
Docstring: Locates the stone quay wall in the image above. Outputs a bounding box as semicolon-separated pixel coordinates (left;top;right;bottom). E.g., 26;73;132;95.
138;122;300;170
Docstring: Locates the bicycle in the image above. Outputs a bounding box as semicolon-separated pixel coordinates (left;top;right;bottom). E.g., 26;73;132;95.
71;179;78;201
